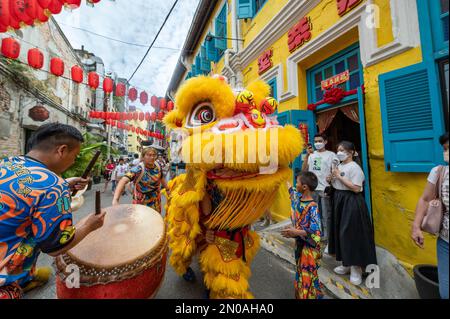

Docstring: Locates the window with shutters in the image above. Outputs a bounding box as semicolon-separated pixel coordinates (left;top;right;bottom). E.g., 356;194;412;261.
215;4;227;57
267;78;277;101
379;63;446;172
255;0;267;14
307;44;362;104
237;0;267;19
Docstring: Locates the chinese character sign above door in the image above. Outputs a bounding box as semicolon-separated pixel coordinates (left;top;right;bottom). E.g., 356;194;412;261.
288;17;312;52
258;49;273;75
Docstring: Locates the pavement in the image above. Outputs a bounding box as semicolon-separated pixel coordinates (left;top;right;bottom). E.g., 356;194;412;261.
258;220;420;299
25;181;327;300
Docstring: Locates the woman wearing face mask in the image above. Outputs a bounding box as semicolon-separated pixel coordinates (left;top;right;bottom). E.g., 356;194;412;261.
326;141;377;286
412;132;449;299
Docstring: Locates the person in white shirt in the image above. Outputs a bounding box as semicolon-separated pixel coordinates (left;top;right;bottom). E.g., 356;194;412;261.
131;153;141;168
412;132;449;299
302;134;338;244
326;141;377;286
115;158;129;196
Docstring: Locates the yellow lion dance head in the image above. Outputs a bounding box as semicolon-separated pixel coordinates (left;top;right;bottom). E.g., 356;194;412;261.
165;75;303;230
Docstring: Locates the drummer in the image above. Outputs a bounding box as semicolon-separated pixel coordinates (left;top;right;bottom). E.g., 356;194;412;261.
113;147;169;213
0;123;106;299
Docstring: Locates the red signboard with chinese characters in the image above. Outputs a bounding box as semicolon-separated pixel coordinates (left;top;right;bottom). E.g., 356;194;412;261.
288;16;312;52
321;70;350;90
337;0;363;16
258;49;273;75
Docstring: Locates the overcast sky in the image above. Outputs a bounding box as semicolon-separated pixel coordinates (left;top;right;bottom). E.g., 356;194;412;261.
54;0;199;109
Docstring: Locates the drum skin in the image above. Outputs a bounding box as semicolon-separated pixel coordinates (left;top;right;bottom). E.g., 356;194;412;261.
55;204;167;299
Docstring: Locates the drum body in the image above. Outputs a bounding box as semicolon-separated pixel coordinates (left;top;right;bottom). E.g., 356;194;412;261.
55;204;167;299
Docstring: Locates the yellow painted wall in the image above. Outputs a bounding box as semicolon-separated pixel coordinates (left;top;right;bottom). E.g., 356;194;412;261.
241;0;435;271
375;0;394;47
240;0;290;45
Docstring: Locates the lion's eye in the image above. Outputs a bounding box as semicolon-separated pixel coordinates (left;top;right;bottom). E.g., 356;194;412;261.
187;102;216;127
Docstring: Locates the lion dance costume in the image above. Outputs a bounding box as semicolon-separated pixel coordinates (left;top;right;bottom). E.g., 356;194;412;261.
164;75;302;299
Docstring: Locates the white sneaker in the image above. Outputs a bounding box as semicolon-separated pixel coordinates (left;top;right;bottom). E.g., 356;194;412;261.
333;265;351;275
350;266;363;285
324;245;329;255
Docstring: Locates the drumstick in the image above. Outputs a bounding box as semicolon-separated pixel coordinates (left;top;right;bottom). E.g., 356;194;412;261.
71;150;102;197
95;191;101;215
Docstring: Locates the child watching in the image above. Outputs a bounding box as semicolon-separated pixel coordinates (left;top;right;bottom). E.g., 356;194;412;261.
282;172;324;299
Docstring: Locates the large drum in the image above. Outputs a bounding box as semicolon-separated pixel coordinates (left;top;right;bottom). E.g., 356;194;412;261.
55;204;167;299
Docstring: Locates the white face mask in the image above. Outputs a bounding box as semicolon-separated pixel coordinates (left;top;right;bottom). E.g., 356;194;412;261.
337;151;349;162
314;142;325;150
444;150;449;163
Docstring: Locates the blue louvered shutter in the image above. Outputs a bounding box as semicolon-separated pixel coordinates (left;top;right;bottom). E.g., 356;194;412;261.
237;0;255;19
379;63;446;172
268;78;277;101
200;46;211;73
215;5;227;52
206;36;219;62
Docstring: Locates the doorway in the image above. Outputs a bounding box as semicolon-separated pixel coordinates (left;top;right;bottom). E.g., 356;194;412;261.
318;103;362;155
316;101;371;211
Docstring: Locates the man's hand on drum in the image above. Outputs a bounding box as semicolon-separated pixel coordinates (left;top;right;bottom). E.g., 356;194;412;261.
67;177;90;191
85;210;107;232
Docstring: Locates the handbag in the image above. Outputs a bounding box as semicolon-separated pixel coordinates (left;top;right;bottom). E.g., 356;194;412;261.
421;166;446;235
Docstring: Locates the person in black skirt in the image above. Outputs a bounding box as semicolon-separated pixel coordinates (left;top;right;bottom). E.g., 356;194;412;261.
326;141;377;286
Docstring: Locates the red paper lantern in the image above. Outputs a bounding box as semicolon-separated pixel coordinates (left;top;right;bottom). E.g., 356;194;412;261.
27;48;44;69
99;111;105;119
64;0;81;9
159;98;166;110
103;77;114;94
131;127;136;133
1;38;20;59
37;0;51;8
71;65;83;83
158;111;164;120
50;57;64;76
128;88;138;101
145;112;151;121
88;72;99;90
120;112;126;121
133;112;138;121
115;83;126;97
151;112;157;121
36;4;49;23
24;0;39;25
138;112;144;121
47;0;62;14
10;0;33;26
0;0;10;32
127;112;133;121
151;95;158;107
167;101;174;111
140;91;148;105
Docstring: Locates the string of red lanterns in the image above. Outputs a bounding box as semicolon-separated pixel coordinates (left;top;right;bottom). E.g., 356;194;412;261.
100;118;166;140
89;110;166;122
1;37;178;108
1;37;177;107
0;1;98;33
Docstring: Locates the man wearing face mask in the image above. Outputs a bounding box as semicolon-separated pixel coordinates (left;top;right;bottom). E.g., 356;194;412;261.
302;134;339;248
